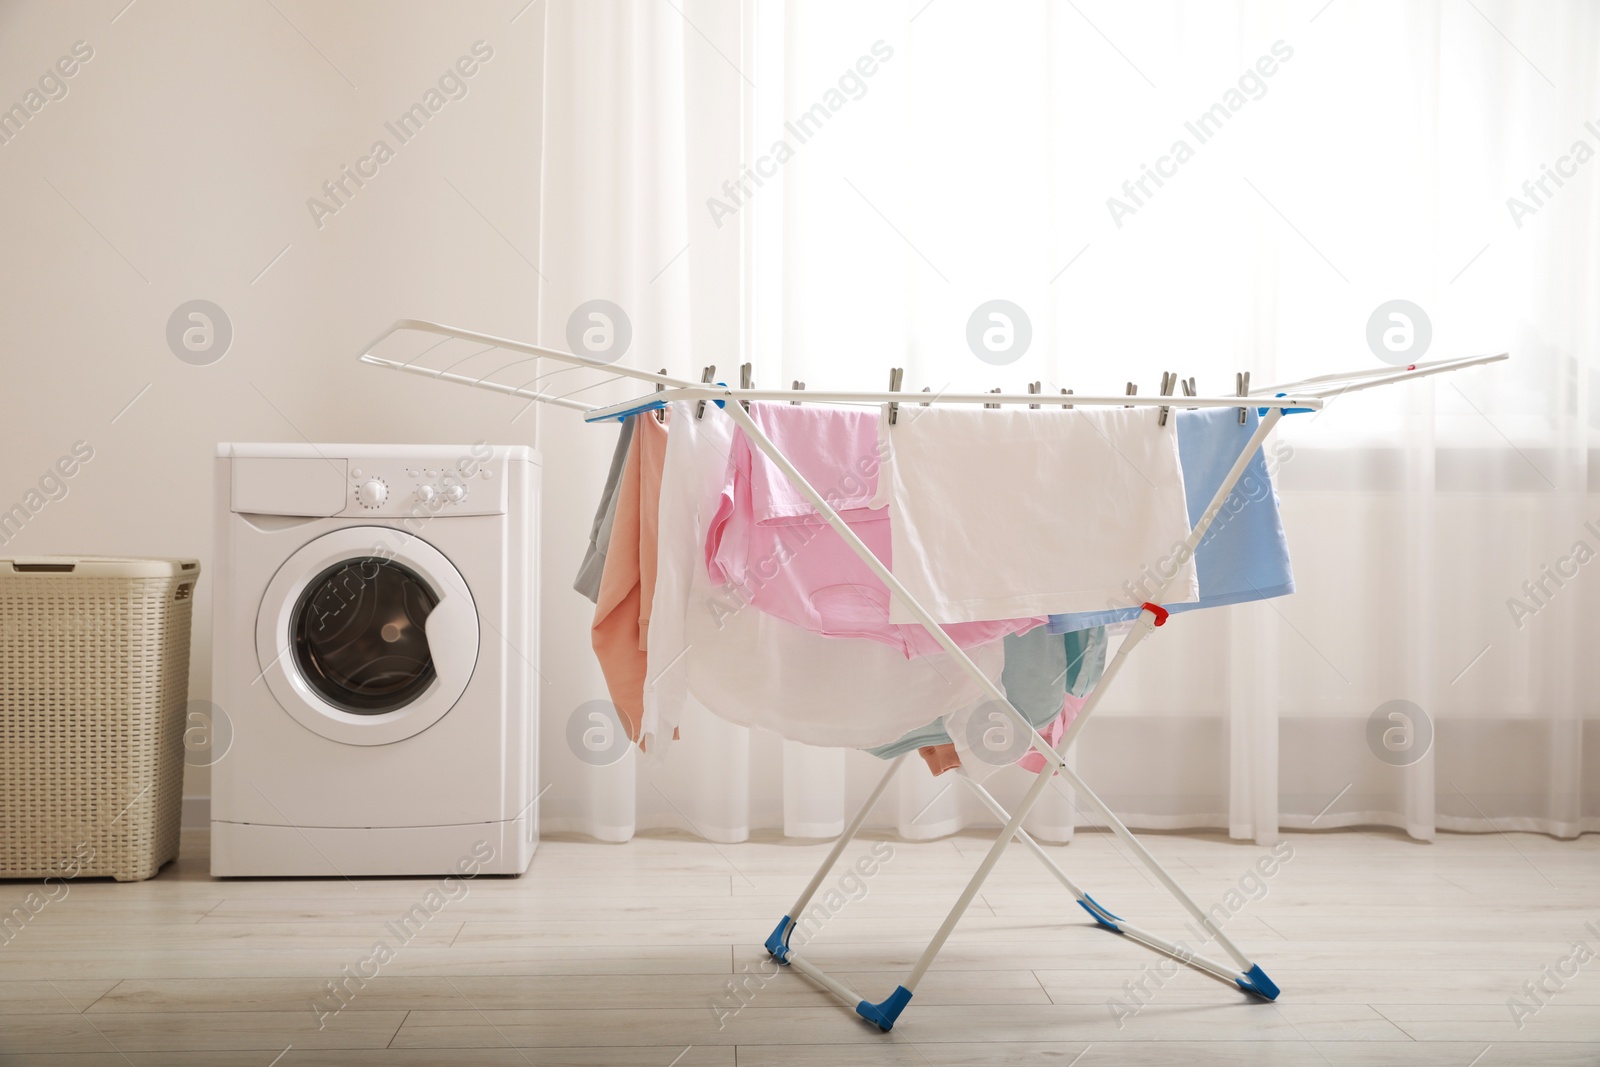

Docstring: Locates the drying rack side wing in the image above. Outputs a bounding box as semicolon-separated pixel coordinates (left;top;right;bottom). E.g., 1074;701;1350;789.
357;318;697;414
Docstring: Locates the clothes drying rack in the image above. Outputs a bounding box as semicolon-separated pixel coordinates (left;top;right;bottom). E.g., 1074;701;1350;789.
359;319;1507;1031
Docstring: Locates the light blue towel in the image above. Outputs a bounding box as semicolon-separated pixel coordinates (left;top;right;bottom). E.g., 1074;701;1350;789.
1046;406;1293;634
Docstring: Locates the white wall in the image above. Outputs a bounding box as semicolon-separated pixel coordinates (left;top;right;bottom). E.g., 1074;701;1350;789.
0;0;545;804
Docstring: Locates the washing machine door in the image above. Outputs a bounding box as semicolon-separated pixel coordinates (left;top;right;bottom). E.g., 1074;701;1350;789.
256;528;480;745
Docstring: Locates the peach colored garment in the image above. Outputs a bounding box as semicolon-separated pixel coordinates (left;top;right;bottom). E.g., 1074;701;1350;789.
592;414;669;742
917;745;963;777
915;692;1086;777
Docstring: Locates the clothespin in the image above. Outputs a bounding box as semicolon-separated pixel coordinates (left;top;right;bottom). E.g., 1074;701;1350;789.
791;380;805;405
888;367;904;425
986;387;1001;409
1158;371;1174;426
920;386;931;407
695;365;716;419
739;363;753;412
1028;381;1041;410
1061;388;1073;410
1236;370;1251;424
1125;382;1137;408
655;369;668;422
1181;376;1196;411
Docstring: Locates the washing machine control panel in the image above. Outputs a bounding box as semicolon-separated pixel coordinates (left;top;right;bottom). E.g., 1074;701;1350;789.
340;450;510;517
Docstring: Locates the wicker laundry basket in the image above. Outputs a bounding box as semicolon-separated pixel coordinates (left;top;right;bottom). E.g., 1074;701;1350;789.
0;557;199;882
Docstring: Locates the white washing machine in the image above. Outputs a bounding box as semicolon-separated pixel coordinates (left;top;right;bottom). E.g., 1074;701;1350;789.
209;443;538;877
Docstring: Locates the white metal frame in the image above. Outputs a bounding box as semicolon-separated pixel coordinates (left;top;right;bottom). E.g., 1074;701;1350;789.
359;319;1507;1031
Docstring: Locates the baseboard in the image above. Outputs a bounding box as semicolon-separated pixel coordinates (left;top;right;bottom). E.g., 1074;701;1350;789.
182;796;210;830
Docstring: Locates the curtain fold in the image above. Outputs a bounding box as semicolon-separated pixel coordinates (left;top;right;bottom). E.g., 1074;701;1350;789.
536;0;1598;845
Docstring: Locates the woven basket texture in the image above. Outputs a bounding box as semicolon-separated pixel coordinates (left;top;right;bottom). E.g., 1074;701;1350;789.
0;572;195;882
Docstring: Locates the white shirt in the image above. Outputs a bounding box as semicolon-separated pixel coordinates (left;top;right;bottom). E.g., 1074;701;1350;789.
881;406;1199;624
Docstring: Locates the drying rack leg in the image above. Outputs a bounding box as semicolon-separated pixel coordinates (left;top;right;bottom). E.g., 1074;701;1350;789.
1052;758;1279;998
952;769;1087;898
765;754;907;964
952;769;1279;999
879;760;1060;1026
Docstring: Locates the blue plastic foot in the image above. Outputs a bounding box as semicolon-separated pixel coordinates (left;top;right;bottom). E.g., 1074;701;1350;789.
1236;963;1280;1001
855;985;913;1031
764;915;794;963
1077;893;1123;932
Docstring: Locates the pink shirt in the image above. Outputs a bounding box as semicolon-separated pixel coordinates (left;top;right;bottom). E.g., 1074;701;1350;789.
705;403;1039;658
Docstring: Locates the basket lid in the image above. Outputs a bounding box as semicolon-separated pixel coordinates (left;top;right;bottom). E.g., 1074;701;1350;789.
1;557;201;579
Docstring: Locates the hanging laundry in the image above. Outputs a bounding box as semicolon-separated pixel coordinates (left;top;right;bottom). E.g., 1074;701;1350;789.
645;402;1006;751
1004;624;1107;712
1045;406;1294;632
878;406;1199;624
591;412;669;743
706;402;1041;659
683;585;1008;749
642;399;735;755
573;416;636;603
871;624;1108;775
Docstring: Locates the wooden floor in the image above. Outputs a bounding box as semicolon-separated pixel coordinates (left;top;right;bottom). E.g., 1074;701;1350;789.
0;826;1596;1065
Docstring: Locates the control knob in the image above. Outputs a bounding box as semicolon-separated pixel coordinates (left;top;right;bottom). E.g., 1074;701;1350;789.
357;479;387;507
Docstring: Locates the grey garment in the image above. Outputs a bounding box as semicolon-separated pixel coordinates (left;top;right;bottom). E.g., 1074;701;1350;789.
572;417;637;603
866;625;1108;759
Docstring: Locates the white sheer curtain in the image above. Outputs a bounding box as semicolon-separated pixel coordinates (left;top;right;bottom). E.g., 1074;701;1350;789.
536;0;1598;844
535;0;756;842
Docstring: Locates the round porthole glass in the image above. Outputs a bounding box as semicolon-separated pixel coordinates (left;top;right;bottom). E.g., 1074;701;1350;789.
290;557;439;715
